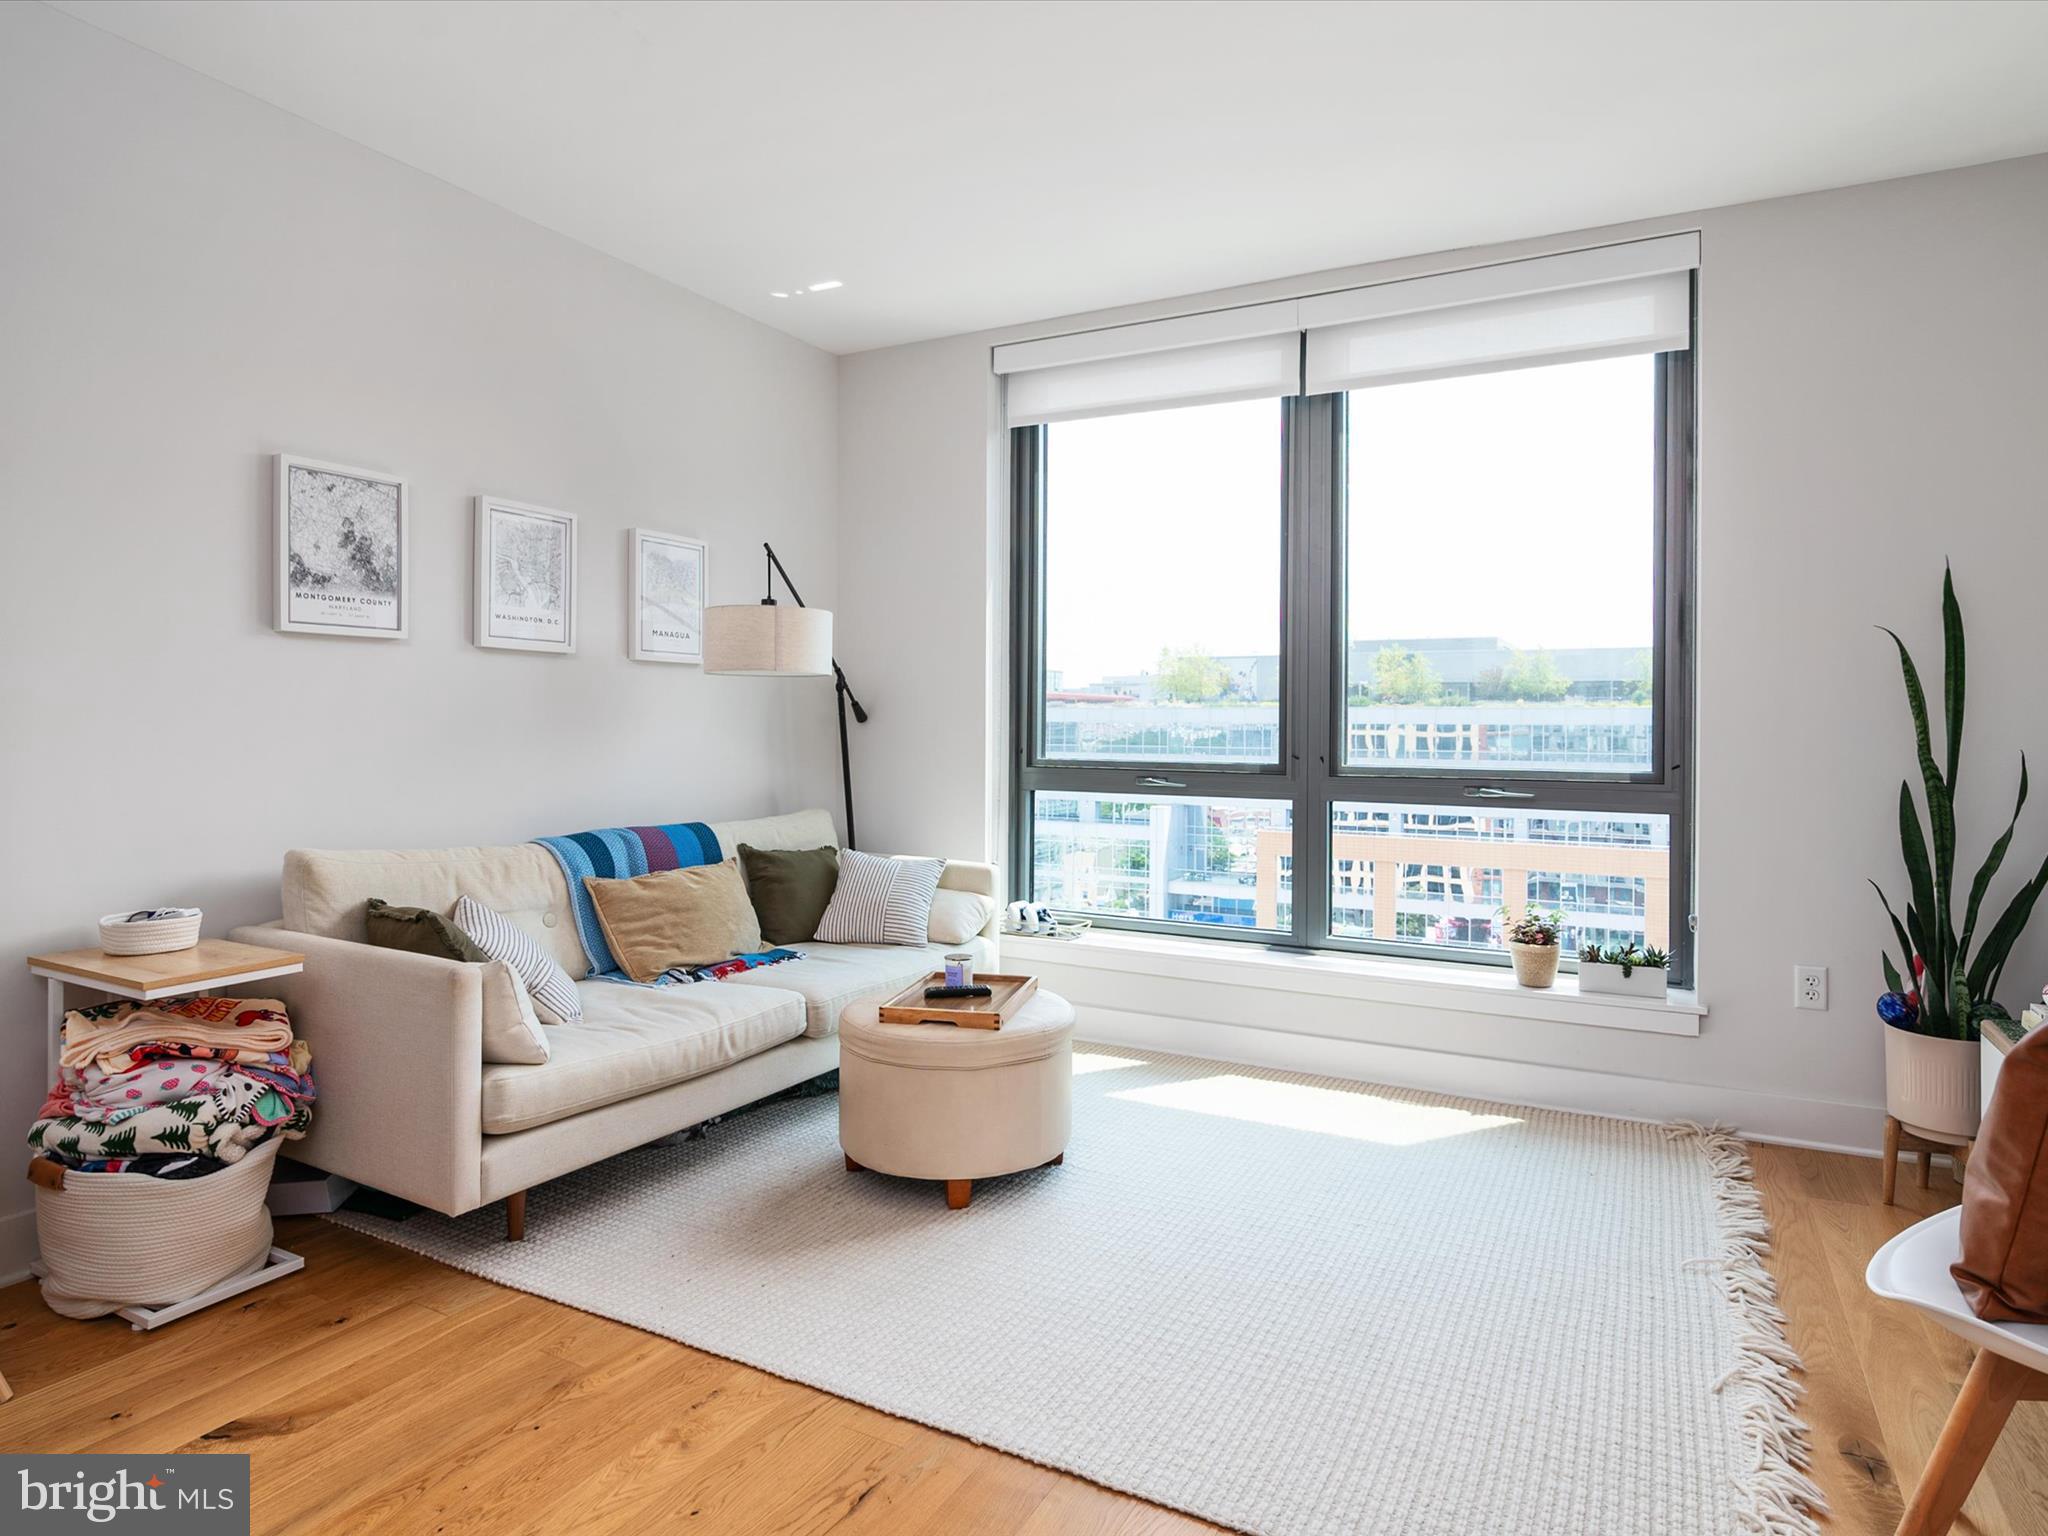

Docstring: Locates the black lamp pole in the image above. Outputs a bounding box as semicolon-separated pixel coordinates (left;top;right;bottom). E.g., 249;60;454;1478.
760;541;868;850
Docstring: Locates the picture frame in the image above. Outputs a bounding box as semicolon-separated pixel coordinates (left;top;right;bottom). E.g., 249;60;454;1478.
474;495;577;654
629;527;708;664
274;454;409;638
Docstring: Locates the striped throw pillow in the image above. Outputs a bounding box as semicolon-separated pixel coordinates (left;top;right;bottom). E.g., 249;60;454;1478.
812;851;944;947
453;895;583;1025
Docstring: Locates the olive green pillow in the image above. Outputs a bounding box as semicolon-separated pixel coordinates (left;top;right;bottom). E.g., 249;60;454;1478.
364;897;492;963
738;843;840;946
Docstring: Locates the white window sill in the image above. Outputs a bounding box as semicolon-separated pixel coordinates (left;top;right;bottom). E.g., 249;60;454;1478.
1004;929;1704;1037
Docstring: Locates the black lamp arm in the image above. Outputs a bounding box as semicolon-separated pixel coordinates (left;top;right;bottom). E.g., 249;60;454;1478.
760;541;869;844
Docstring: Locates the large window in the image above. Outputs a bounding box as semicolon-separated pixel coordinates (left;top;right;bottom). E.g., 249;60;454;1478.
1008;242;1695;983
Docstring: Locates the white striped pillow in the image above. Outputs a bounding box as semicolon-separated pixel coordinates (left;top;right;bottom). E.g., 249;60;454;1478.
812;851;944;946
454;895;583;1025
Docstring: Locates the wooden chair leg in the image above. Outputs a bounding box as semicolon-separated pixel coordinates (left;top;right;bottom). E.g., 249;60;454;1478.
1896;1350;2042;1536
1917;1147;1933;1189
945;1179;972;1210
1883;1115;1901;1205
844;1153;864;1173
1954;1139;1972;1185
505;1190;526;1242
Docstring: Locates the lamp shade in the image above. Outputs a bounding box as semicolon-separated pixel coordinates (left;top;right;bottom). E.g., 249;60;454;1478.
703;603;833;676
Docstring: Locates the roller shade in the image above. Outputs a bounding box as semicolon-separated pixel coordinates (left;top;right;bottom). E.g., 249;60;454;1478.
1304;271;1690;393
994;233;1698;422
995;300;1300;427
1301;233;1696;394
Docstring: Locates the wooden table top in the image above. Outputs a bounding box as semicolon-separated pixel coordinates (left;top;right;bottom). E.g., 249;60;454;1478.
27;938;304;993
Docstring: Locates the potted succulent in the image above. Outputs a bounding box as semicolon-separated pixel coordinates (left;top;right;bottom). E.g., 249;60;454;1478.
1870;567;2048;1141
1500;906;1566;988
1578;942;1669;999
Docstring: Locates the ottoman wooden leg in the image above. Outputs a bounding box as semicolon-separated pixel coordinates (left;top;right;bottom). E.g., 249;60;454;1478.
1883;1115;1901;1205
844;1153;864;1172
505;1190;527;1242
946;1179;972;1210
1043;1153;1063;1168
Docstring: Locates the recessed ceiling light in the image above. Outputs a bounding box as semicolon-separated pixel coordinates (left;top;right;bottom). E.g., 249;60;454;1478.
769;291;790;299
807;280;843;292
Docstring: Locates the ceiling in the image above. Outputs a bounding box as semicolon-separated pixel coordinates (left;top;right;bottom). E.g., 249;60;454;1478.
51;0;2048;354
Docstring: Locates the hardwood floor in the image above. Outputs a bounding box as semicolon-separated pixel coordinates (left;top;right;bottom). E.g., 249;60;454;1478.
0;1144;2037;1535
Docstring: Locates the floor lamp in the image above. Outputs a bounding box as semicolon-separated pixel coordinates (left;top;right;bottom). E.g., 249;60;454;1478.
703;542;869;850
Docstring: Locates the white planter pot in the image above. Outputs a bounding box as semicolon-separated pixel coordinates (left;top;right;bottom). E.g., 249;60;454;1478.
1578;960;1669;999
1508;941;1559;989
1883;1023;1982;1141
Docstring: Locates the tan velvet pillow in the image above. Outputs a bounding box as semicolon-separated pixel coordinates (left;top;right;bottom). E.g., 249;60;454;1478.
582;862;764;984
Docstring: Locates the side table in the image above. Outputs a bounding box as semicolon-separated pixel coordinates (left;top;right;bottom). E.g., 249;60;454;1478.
24;938;309;1331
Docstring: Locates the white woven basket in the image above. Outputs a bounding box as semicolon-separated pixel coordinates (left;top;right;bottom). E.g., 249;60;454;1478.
34;1136;280;1319
98;907;202;955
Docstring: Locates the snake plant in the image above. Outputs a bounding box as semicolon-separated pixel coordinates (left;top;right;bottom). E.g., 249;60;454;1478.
1870;566;2048;1039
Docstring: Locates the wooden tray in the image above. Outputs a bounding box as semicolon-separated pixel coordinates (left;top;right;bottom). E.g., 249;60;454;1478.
878;972;1039;1030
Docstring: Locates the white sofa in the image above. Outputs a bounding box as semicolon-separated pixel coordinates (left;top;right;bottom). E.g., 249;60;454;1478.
230;809;998;1237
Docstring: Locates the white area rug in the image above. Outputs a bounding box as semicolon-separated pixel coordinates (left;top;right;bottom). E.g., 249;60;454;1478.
334;1046;1821;1536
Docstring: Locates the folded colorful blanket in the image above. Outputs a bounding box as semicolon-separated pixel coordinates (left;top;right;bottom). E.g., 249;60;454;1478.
43;1152;228;1179
29;1076;310;1165
533;821;723;978
43;1041;318;1126
60;996;293;1074
650;948;804;986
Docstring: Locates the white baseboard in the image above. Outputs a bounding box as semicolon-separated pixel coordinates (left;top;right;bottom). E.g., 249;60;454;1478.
1075;1004;1887;1156
0;1204;37;1289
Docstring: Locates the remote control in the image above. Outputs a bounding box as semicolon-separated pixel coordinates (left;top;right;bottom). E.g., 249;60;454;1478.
924;984;994;1000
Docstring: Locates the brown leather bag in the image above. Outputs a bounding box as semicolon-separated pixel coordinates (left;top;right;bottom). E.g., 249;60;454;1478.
1952;1023;2048;1321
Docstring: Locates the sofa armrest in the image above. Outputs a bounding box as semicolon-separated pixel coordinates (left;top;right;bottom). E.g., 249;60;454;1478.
231;922;484;1216
938;860;1003;943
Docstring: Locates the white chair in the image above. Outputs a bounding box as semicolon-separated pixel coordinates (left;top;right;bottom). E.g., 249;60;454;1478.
1865;1207;2048;1535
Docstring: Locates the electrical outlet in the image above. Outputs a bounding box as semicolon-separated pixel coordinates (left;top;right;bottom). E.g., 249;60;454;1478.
1794;965;1828;1011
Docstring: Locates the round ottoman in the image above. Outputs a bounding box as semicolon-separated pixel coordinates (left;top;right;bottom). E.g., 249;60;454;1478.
838;989;1075;1209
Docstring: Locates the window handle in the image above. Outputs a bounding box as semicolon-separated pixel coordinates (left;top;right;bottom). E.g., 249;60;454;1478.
1137;776;1187;789
1464;786;1534;799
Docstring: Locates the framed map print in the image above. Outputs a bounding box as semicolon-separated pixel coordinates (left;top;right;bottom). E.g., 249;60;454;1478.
475;496;577;654
629;528;706;663
274;454;408;638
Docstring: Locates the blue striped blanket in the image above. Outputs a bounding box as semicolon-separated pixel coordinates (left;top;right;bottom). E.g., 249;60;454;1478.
533;821;723;979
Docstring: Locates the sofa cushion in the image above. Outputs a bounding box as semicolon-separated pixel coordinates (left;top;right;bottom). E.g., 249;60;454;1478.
480;980;805;1134
709;809;838;855
285;844;586;976
364;897;492;963
719;940;992;1039
928;889;998;946
738;843;839;945
455;895;583;1025
584;863;763;982
815;852;945;946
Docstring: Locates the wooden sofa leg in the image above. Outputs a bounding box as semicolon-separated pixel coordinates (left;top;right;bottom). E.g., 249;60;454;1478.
506;1190;527;1242
946;1179;972;1210
844;1153;864;1173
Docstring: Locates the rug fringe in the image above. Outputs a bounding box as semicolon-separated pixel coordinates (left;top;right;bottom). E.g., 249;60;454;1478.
1667;1121;1828;1536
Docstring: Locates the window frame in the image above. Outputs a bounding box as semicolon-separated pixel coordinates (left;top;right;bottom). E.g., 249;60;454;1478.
1009;341;1696;984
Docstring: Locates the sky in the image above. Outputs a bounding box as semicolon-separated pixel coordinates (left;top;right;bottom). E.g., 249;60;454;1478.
1042;353;1657;686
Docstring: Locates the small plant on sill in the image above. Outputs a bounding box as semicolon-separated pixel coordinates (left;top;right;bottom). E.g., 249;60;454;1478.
1500;905;1567;989
1500;906;1565;947
1578;943;1669;979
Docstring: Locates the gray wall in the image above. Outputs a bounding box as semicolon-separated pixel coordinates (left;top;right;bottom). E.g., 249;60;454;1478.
0;5;842;1266
835;153;2048;1146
